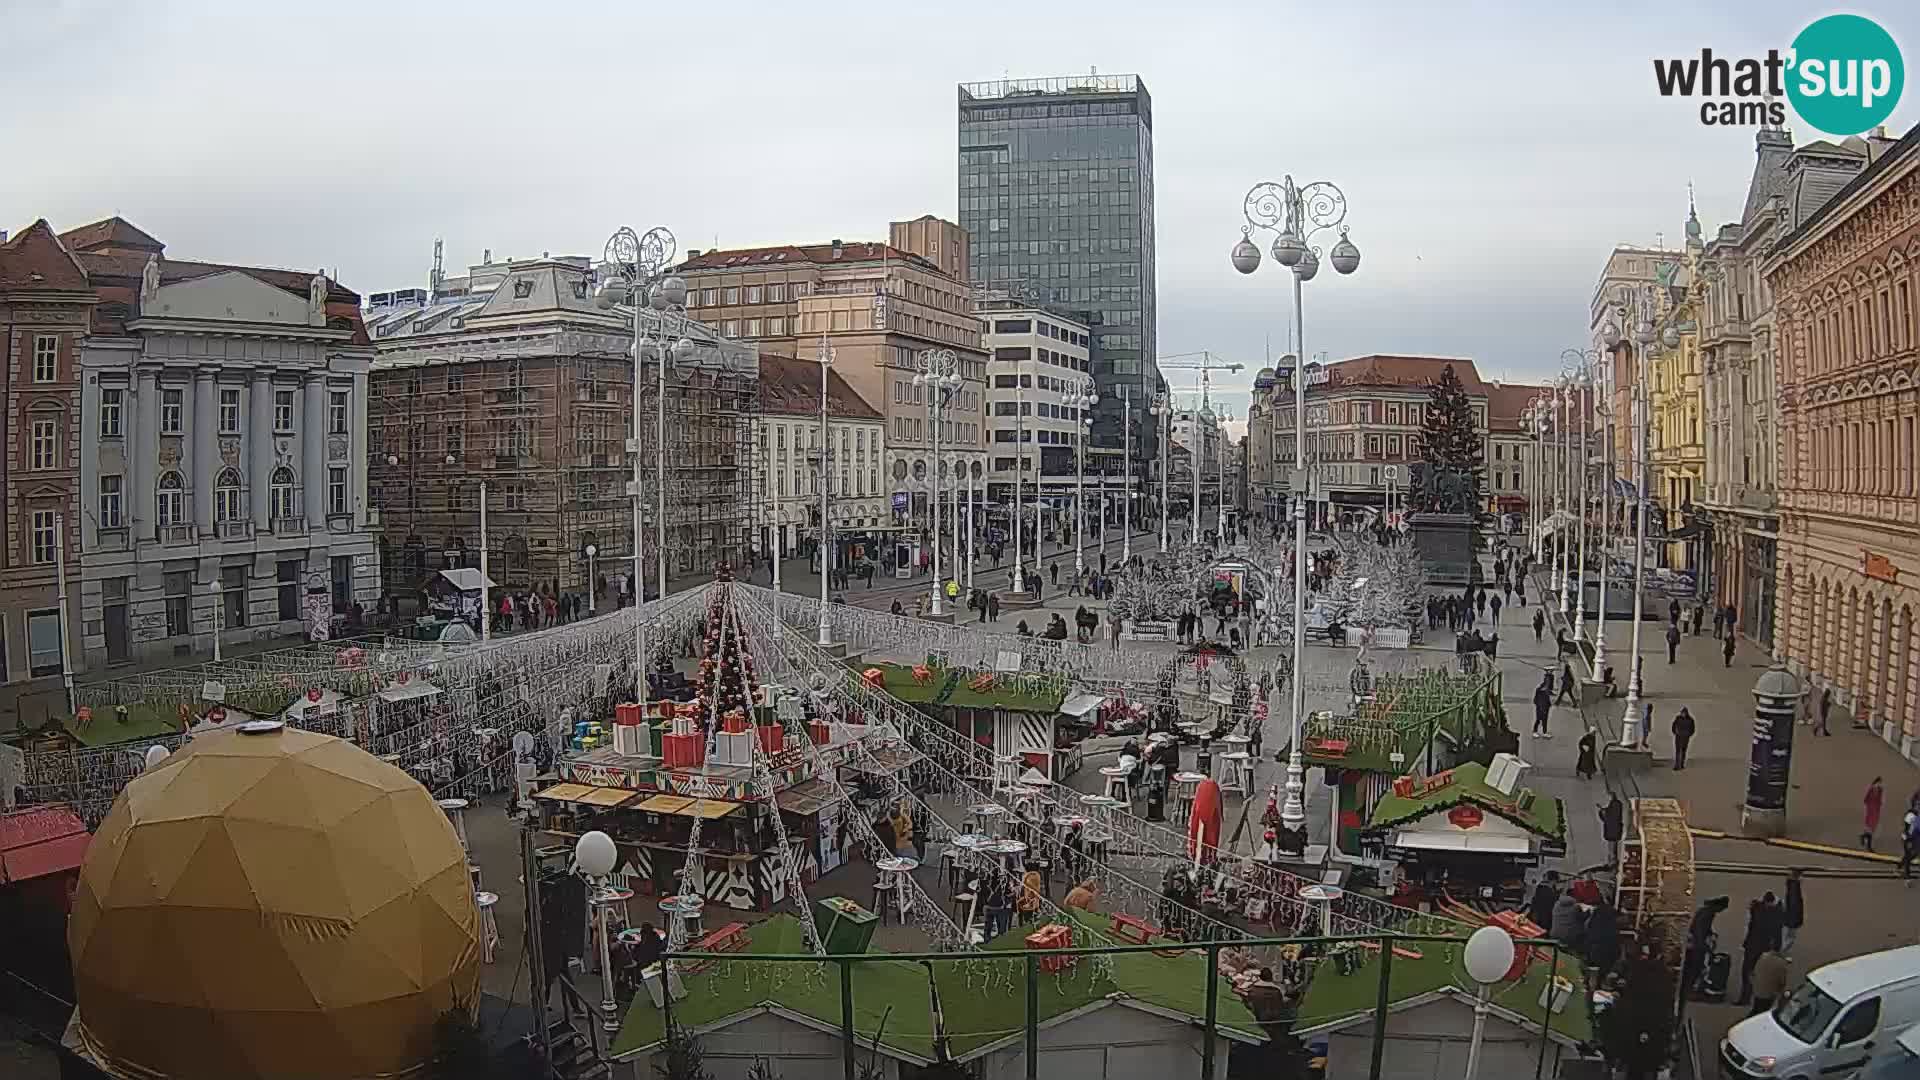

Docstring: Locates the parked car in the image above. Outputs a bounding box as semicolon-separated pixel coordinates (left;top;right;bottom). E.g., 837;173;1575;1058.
1722;945;1920;1079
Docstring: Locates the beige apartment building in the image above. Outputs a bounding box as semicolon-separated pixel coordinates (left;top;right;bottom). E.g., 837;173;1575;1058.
677;223;988;537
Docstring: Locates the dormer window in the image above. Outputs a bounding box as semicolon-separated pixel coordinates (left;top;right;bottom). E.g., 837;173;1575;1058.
512;278;535;299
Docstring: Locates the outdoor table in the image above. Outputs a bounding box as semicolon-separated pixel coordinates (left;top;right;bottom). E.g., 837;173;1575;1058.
437;797;471;852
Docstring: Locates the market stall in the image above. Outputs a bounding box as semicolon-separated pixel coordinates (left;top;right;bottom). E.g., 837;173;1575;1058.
862;661;1092;782
1358;757;1565;906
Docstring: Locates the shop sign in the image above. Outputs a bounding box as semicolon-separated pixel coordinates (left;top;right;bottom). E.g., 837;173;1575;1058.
1447;804;1485;830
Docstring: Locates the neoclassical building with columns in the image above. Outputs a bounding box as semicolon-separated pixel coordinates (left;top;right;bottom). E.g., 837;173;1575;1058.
1767;126;1920;759
66;219;378;667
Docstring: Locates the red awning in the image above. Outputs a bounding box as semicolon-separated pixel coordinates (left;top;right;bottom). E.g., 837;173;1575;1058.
1494;496;1529;510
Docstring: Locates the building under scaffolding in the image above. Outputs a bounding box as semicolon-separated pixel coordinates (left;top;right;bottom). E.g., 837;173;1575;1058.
362;254;758;608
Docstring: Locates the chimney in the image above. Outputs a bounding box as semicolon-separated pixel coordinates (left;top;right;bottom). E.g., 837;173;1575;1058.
0;229;8;243
482;248;492;264
687;249;701;258
831;239;843;259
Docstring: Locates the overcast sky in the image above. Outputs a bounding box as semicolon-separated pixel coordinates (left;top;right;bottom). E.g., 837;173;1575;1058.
6;0;1913;422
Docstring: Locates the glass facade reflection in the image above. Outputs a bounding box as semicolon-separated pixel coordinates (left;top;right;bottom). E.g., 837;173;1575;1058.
957;75;1157;464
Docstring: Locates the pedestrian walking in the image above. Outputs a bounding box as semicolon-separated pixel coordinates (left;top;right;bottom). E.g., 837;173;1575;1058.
1735;893;1784;1006
1050;562;1059;588
1576;728;1598;780
1722;630;1736;668
987;594;1000;622
1863;776;1886;851
1557;662;1578;706
1665;620;1681;664
1490;594;1503;624
1816;684;1834;736
1781;869;1804;958
1532;608;1545;641
1585;897;1621;977
1671;707;1695;770
1668;598;1681;625
1599;794;1624;854
1713;606;1726;639
1528;871;1560;931
1532;673;1554;737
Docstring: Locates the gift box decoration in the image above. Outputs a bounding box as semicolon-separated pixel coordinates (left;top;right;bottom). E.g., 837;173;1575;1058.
755;723;784;755
722;710;750;735
615;702;644;728
661;731;705;769
807;720;831;746
713;729;757;767
1024;923;1076;973
613;717;651;757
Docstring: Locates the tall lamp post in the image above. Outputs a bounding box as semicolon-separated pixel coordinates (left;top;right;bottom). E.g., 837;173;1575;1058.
585;544;598;614
966;460;979;591
596;225;687;706
1070;377;1097;576
816;335;834;645
1190;404;1209;546
1569;365;1592;637
1121;389;1134;564
1012;377;1027;594
914;348;961;615
1606;288;1659;746
1216;406;1233;544
1462;925;1517;1080
1525;398;1548;563
1233;174;1362;830
1565;347;1607;674
1556;377;1572;615
1152;391;1172;553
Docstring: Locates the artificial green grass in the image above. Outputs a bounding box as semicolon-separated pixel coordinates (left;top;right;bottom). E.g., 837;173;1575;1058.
1367;761;1564;842
867;662;1066;716
1296;940;1592;1044
612;910;1262;1060
59;702;187;747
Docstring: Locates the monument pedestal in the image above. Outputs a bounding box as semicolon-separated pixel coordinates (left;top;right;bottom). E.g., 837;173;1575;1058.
1603;744;1653;773
1740;804;1787;838
1408;513;1479;586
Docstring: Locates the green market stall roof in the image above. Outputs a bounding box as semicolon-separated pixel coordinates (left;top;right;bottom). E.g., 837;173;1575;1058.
1295;938;1592;1045
1367;761;1565;844
611;911;1263;1062
866;662;1068;715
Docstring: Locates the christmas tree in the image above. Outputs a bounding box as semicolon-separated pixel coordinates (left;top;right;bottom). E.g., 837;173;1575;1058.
691;580;756;725
1322;536;1427;629
1413;363;1485;513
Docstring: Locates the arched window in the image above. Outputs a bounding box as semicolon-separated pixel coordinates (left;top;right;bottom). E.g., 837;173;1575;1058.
215;468;244;523
271;467;297;523
156;471;186;527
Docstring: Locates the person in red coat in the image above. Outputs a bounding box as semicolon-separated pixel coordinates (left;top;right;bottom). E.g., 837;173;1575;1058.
1863;777;1886;850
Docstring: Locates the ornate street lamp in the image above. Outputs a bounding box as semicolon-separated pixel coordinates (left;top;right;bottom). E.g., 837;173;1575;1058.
1070;377;1098;576
1233;175;1360;831
913;349;962;615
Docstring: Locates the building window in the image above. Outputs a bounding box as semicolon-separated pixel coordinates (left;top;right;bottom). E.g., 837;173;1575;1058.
210;468;244;526
330;391;349;434
446;423;464;453
769;317;786;336
747;318;762;337
746;286;762;303
100;388;123;437
222;564;248;628
29;510;57;565
32;335;57;382
702;288;717;306
26;608;63;677
503;483;525;510
219;388;241;433
769;284;786;302
99;475;124;528
331;555;352;611
164;570;191;637
29;418;57;469
447;369;465;392
161;388;184;433
271;467;297;522
277;560;302;622
328;467;348;516
723;320;739;337
274;390;296;432
724;287;740;305
157;471;187;527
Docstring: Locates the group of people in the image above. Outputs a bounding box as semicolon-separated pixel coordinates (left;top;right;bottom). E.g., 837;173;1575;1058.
492;589;577;633
1527;870;1621;975
1682;873;1805;1014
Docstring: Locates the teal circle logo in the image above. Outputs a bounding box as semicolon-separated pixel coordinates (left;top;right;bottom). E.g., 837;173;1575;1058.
1787;14;1904;136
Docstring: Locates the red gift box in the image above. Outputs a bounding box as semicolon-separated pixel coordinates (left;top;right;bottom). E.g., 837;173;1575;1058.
1025;923;1076;973
807;720;831;746
722;711;749;734
662;731;705;769
755;724;784;755
615;703;643;728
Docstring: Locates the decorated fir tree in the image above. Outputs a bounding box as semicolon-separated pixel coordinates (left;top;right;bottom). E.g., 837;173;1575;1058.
691;588;756;724
1322;536;1425;630
1413;363;1485;513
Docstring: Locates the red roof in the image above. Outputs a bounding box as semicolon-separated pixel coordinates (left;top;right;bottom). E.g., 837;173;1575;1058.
0;806;90;884
1485;382;1552;432
0;219;91;292
681;241;937;274
58;215;165;256
74;247;368;344
758;353;882;420
1322;355;1490;394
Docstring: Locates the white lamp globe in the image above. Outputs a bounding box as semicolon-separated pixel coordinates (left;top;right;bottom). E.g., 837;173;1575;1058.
1463;924;1516;985
1230;235;1262;275
1602;320;1622;348
1662;326;1681;349
672;338;696;363
144;745;171;771
585;544;597;558
1271;229;1306;267
595;281;623;311
1295;248;1321;282
660;275;689;307
1329;230;1361;275
574;830;618;878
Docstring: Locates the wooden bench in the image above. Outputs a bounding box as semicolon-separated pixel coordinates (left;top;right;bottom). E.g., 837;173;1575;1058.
684;922;749;973
1109;913;1161;946
1354;940;1426;962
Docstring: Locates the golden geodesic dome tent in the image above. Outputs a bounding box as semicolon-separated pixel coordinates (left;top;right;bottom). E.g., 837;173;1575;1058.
68;721;480;1080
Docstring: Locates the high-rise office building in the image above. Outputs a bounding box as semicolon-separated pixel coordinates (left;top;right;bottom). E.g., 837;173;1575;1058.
958;73;1158;469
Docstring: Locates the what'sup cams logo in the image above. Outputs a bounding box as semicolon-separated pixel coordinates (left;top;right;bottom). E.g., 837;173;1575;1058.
1654;14;1904;135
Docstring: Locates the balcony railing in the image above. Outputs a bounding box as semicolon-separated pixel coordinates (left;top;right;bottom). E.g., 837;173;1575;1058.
218;519;252;540
158;523;196;546
273;514;307;536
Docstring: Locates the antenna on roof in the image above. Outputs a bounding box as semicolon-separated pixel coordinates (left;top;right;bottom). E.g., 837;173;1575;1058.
429;238;444;306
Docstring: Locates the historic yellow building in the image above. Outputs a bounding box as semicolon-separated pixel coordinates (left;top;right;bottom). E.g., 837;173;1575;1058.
1649;201;1709;574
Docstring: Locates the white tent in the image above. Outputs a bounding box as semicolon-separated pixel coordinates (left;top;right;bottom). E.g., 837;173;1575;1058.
438;568;497;593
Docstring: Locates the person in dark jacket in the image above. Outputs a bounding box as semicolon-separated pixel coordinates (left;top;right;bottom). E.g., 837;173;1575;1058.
1683;896;1731;995
1599;794;1625;850
1575;728;1598;781
1532;608;1545;641
1550;891;1585;947
1665;620;1682;664
1781;869;1804;960
872;813;897;856
1527;871;1561;931
1722;630;1737;668
1558;662;1579;705
1671;708;1696;770
1735;893;1785;1006
1584;898;1621;977
1532;673;1554;737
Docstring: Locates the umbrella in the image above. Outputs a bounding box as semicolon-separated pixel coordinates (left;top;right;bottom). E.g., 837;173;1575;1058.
1187;777;1223;868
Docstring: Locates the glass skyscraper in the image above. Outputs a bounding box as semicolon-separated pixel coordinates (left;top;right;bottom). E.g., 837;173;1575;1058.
958;74;1158;464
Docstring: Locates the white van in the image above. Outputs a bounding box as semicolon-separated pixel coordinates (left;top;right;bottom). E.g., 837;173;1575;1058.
1853;1021;1920;1079
1722;946;1920;1079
